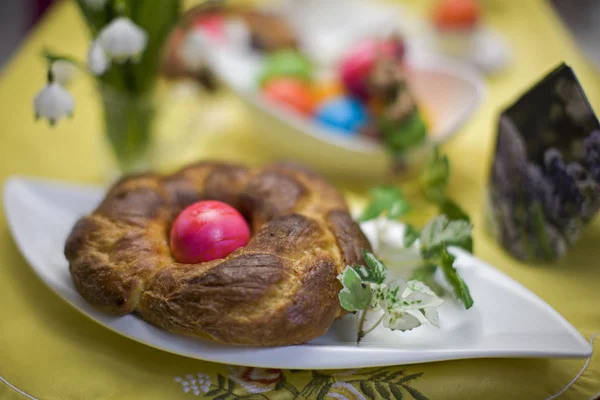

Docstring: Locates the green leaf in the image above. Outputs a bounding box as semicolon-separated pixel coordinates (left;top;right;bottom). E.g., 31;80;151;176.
316;382;333;400
419;147;449;203
409;265;444;297
362;251;388;284
129;0;181;93
420;215;472;254
360;381;377;400
385;370;407;382
338;267;373;311
390;384;405;400
400;383;429;400
213;394;229;400
227;378;234;393
380;112;428;154
217;374;225;389
403;225;420;247
438;248;473;309
359;186;410;222
375;381;392;399
205;388;222;397
397;373;424;384
438;198;470;223
274;372;287;391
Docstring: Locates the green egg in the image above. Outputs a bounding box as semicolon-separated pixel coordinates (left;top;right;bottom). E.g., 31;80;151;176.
259;50;313;86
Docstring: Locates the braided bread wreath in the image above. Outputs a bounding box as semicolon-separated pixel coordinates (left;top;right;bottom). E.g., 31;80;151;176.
65;161;372;346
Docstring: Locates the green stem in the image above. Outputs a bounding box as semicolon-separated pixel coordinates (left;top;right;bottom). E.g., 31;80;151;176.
358;313;385;341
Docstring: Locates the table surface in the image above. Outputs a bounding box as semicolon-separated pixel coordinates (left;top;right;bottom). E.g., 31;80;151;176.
1;1;600;399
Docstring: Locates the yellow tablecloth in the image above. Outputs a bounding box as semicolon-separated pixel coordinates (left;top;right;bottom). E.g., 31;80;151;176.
1;1;600;399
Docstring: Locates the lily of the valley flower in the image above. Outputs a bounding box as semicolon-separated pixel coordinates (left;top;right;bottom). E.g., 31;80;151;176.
88;40;110;75
81;0;110;10
98;17;148;63
179;31;208;72
33;82;74;125
50;60;77;86
381;279;443;331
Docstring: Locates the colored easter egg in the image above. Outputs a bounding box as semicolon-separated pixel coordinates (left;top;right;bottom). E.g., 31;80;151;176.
433;0;480;30
170;200;250;263
192;14;226;41
339;37;406;99
315;96;369;135
262;78;314;115
312;81;344;105
259;50;313;86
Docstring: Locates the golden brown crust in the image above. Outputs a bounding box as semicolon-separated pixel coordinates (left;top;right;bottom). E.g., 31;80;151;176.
64;161;371;346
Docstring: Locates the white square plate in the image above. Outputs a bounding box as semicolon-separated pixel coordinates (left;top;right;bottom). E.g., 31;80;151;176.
3;177;592;369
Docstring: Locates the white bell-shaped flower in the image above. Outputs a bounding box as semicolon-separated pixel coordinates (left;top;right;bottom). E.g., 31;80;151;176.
179;31;207;72
98;17;148;63
88;40;110;75
50;60;77;86
33;83;74;125
81;0;109;10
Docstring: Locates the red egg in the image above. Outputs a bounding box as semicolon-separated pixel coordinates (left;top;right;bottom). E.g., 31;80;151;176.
170;200;250;263
339;37;405;99
262;78;314;115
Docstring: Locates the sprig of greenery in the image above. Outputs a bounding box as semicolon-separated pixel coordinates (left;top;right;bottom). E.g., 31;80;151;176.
338;251;443;340
419;216;474;308
349;147;474;338
420;147;470;224
403;216;473;308
359;186;410;222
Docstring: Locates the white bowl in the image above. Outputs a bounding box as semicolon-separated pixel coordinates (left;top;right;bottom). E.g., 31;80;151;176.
201;1;486;180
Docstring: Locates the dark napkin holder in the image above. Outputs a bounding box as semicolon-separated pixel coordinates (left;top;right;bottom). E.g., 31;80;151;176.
486;63;600;262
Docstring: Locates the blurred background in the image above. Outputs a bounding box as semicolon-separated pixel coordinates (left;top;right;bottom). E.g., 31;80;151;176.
1;0;600;70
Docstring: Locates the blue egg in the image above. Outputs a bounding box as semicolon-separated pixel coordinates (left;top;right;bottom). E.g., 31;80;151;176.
315;96;368;135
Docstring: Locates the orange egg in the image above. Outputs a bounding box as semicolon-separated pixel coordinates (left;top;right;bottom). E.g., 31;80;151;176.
262;78;314;115
312;81;344;106
433;0;480;30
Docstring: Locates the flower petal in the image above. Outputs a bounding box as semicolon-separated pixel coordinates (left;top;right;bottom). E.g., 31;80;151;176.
88;41;110;75
33;83;74;124
98;17;148;61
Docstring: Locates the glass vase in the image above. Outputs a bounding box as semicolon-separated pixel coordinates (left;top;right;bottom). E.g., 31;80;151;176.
100;85;156;175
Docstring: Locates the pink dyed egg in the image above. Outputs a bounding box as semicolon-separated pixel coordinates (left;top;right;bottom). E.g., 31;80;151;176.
170;200;250;263
339;37;405;99
192;14;226;41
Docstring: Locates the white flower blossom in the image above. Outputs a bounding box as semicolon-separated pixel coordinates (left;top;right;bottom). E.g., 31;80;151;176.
381;278;443;331
50;60;77;86
81;0;109;10
88;40;110;75
173;373;211;395
33;82;74;125
179;31;208;72
98;17;148;63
